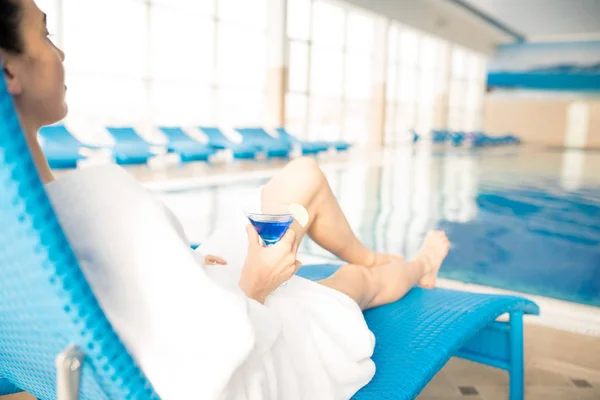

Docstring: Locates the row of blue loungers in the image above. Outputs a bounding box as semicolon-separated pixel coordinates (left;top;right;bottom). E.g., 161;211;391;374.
39;125;352;169
413;130;521;147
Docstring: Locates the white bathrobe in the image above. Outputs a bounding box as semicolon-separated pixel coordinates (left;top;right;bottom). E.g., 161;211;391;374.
45;165;375;400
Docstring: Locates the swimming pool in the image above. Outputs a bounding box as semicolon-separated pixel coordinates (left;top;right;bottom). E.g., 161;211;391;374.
155;146;600;307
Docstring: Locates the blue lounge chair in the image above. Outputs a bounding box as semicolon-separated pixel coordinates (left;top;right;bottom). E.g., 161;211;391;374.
158;127;215;163
0;77;539;399
38;124;89;148
470;132;521;148
410;130;420;143
38;124;96;169
277;127;351;152
432;130;450;143
297;265;539;400
41;144;86;169
450;131;466;147
507;135;521;145
274;127;328;155
198;127;258;160
235;128;291;159
0;73;157;399
496;134;520;145
105;127;162;165
471;132;488;147
333;141;351;151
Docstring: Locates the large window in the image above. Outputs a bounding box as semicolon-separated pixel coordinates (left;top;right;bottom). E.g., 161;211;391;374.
37;0;488;144
343;11;374;144
385;25;449;145
286;0;375;144
417;36;448;134
448;46;487;131
43;0;268;130
148;2;215;126
215;0;268;125
62;0;147;126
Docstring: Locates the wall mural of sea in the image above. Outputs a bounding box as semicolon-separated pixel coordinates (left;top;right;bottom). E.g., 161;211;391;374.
487;41;600;92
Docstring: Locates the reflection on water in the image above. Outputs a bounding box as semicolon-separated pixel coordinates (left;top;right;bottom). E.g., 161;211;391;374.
157;146;600;307
560;149;586;191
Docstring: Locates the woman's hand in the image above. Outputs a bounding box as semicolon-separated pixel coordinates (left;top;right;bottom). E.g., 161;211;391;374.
239;225;301;303
204;255;227;266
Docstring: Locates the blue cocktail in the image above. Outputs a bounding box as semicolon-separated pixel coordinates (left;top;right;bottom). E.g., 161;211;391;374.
248;215;294;246
244;204;295;246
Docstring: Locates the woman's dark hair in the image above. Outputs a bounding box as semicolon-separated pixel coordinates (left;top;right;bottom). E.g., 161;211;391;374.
0;0;23;54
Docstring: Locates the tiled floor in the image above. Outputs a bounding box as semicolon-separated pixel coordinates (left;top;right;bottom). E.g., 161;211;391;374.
2;324;598;400
417;324;600;400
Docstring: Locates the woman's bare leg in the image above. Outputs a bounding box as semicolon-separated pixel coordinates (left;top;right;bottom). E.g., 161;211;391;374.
262;157;401;267
318;231;450;310
263;158;450;309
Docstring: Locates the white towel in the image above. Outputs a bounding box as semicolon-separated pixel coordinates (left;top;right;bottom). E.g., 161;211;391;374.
45;164;375;399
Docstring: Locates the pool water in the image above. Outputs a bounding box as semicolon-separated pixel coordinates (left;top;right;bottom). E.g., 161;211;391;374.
440;181;600;306
157;146;600;307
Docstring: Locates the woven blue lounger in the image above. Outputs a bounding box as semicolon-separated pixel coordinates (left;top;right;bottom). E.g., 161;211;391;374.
105;126;162;165
275;127;351;152
276;127;353;153
271;127;327;155
38;124;92;149
0;72;156;399
297;265;538;399
235;127;291;159
198;127;258;160
158;127;215;163
38;125;96;169
0;75;538;399
276;127;352;153
39;144;86;169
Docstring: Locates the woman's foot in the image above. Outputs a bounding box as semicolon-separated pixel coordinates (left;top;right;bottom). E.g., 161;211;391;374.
416;231;450;288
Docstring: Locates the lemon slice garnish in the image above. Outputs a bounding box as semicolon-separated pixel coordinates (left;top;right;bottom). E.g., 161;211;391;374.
288;204;309;228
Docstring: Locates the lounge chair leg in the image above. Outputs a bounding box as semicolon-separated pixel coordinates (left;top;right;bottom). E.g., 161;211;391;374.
509;311;524;400
55;345;84;400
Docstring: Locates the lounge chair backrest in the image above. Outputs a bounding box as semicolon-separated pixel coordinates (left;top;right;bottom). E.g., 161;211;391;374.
237;128;278;143
0;72;156;399
105;127;148;145
39;124;83;147
199;127;231;145
275;128;296;144
159;127;191;143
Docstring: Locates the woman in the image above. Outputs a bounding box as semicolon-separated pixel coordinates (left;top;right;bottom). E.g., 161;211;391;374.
1;0;450;398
